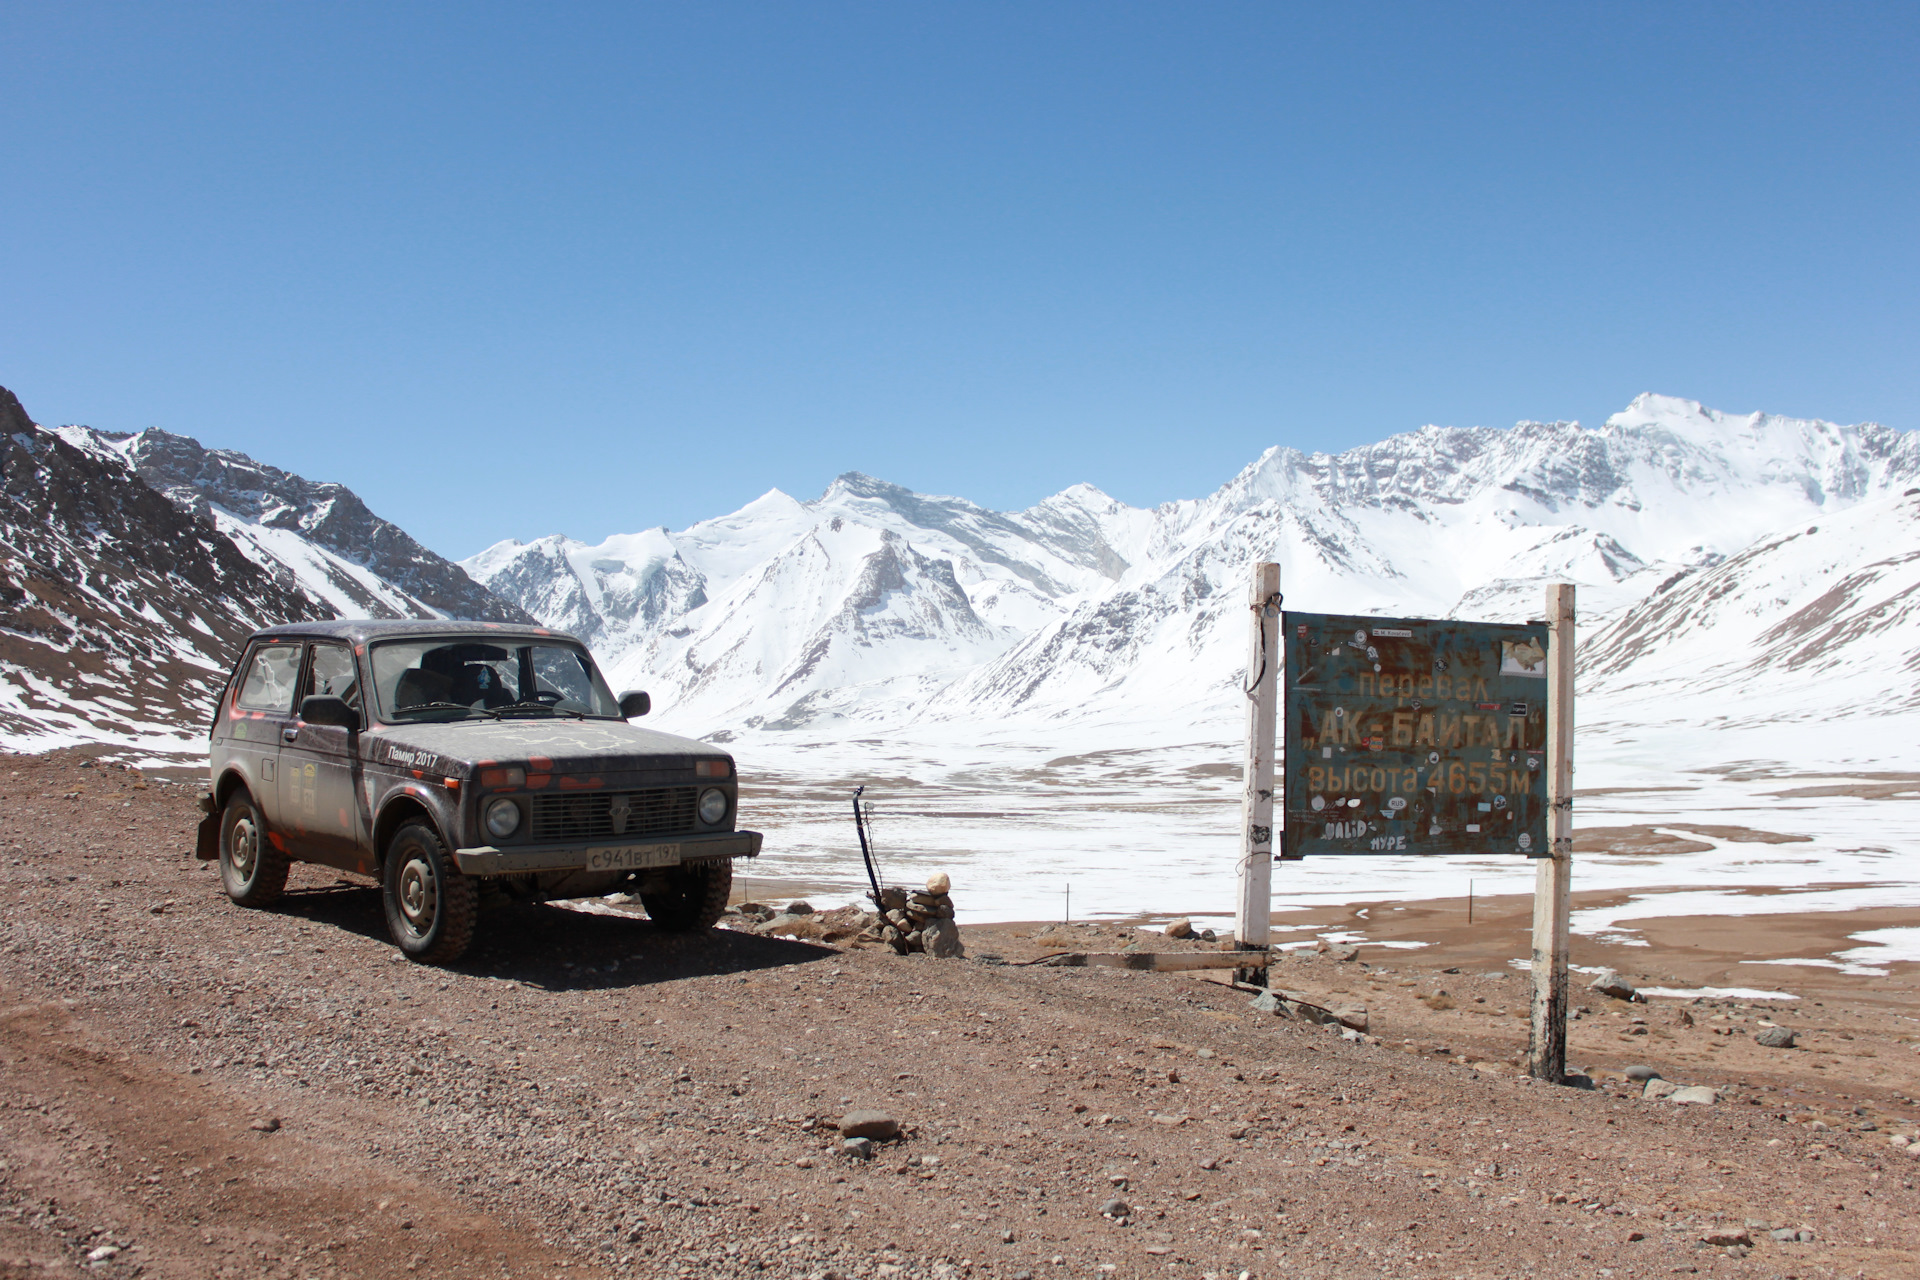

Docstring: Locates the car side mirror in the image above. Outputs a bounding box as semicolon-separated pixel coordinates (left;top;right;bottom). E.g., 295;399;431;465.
619;690;651;719
301;694;361;731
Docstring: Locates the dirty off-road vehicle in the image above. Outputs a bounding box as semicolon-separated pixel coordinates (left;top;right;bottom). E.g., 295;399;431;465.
197;621;761;963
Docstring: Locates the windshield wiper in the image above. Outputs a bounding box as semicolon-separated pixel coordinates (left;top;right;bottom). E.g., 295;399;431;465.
497;702;586;719
393;702;499;720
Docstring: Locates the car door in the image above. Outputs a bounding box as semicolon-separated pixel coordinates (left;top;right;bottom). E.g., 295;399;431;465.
279;640;371;873
228;640;304;829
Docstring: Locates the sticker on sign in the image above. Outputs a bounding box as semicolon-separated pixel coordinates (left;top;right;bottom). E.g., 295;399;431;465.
1371;628;1413;638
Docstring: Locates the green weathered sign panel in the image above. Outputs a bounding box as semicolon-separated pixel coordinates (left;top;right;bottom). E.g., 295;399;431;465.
1281;611;1551;858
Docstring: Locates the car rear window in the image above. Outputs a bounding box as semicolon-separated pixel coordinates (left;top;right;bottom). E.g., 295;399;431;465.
235;643;302;713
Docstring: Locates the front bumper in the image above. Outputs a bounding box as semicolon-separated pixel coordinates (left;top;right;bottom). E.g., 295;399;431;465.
453;829;762;877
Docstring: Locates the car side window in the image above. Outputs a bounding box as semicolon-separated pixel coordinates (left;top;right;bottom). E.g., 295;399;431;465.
304;643;361;712
235;644;302;713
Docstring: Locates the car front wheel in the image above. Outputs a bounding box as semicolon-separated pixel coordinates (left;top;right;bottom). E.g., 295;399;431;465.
640;859;732;932
382;820;478;964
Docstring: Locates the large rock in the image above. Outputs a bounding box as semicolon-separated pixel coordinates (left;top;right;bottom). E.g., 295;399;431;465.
1268;992;1367;1031
1754;1026;1797;1049
753;913;826;940
839;1110;899;1141
1165;918;1194;939
1642;1078;1681;1101
1587;970;1643;1002
811;904;881;942
1625;1064;1662;1082
1670;1085;1718;1106
925;872;951;895
921;916;966;959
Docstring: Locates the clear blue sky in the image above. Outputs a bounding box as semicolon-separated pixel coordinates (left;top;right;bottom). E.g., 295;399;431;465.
3;3;1916;558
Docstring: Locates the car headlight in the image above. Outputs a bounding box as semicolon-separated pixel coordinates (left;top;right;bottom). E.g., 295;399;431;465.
698;788;728;825
484;797;521;840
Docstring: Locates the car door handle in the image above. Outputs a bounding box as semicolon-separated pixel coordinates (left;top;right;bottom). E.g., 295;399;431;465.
283;727;300;742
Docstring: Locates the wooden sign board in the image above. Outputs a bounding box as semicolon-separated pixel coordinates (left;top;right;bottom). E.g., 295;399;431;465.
1281;611;1552;858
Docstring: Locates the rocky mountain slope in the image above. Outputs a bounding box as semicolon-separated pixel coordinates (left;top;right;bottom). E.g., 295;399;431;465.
466;395;1920;738
1579;483;1920;728
93;427;531;624
0;387;326;755
0;384;534;757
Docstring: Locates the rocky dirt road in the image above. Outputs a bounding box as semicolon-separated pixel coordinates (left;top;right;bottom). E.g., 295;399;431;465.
2;750;1916;1280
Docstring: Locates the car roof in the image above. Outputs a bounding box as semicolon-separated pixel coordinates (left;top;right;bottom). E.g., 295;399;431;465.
244;618;583;647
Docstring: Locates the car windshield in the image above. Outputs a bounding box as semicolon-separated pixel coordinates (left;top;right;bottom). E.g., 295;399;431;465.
370;638;622;722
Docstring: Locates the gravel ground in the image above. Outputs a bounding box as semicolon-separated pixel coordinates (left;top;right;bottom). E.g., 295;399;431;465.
2;749;1916;1280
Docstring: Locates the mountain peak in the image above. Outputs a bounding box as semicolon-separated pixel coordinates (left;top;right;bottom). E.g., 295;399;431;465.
452;394;1918;739
822;471;911;503
86;422;532;624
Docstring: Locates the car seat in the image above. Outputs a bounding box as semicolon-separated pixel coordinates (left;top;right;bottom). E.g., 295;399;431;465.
393;668;453;710
453;663;514;709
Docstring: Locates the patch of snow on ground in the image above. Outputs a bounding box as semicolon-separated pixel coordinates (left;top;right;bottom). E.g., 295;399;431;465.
1637;987;1800;1000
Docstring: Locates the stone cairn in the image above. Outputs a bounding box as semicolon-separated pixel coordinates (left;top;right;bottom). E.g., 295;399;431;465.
872;872;965;959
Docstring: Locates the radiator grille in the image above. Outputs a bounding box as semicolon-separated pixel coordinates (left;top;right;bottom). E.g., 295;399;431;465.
528;787;699;842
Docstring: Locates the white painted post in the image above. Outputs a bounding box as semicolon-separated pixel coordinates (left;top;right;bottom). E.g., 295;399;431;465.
1528;583;1576;1082
1235;561;1281;949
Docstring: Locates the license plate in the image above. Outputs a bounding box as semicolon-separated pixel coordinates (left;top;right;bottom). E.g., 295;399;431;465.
584;843;681;872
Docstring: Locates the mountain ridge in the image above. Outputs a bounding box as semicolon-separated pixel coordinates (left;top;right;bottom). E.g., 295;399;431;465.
0;387;326;754
93;427;532;624
465;393;1919;737
3;380;1912;761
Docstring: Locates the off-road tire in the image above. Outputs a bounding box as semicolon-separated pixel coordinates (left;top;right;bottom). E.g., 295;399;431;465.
382;820;478;964
641;859;732;932
219;791;289;907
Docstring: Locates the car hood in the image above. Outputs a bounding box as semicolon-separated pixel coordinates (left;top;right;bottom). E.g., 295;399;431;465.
362;718;721;778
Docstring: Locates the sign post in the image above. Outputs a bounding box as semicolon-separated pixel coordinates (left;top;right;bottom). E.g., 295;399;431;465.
1527;584;1576;1082
1234;561;1281;949
1264;586;1575;1081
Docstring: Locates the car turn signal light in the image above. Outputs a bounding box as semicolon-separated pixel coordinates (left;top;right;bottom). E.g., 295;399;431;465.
694;760;731;778
479;766;526;788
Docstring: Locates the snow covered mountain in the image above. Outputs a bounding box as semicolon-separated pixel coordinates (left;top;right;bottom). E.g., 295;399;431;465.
1580;483;1920;727
7;378;1910;763
0;387;326;755
0;385;536;757
91;427;531;625
466;394;1920;739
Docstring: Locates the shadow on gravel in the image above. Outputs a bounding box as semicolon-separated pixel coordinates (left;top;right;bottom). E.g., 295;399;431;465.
273;883;837;990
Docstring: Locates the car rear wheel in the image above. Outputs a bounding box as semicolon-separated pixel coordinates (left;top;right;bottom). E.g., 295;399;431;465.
382;820;478;964
219;791;289;907
641;859;732;932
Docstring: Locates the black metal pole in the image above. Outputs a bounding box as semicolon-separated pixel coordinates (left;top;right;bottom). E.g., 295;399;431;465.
852;786;883;905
